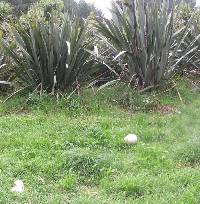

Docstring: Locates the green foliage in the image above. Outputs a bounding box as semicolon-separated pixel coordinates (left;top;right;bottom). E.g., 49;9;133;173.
20;0;64;23
0;1;13;21
118;91;158;112
0;46;12;91
0;4;12;84
64;0;103;19
1;15;94;93
20;0;102;24
181;8;200;71
58;173;77;190
179;3;192;22
93;0;197;89
174;137;200;165
76;0;103;19
101;175;146;198
65;149;113;183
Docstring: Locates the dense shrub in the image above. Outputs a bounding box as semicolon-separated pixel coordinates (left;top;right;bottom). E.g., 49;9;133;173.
92;0;197;90
174;4;200;73
19;0;103;24
0;1;13;21
0;0;200;95
64;0;103;19
0;9;13;91
1;15;95;93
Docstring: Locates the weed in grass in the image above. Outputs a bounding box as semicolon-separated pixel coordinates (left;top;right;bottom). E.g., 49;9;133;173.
58;172;77;190
119;91;158;112
63;148;115;184
101;174;146;199
174;137;200;166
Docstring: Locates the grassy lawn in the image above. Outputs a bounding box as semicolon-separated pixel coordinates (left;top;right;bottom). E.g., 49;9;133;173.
0;81;200;203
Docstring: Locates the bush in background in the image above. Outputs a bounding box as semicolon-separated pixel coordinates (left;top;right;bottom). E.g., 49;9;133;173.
20;0;64;23
0;1;13;21
93;0;198;90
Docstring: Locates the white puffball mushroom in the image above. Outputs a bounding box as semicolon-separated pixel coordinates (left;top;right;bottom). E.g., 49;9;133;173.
11;180;24;193
124;134;138;144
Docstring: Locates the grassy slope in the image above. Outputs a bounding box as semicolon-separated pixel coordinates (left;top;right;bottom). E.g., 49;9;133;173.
0;81;200;203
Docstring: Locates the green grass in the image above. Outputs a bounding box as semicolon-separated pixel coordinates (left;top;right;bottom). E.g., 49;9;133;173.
0;80;200;203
